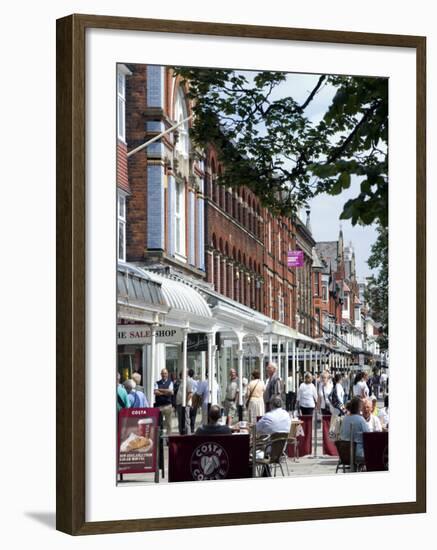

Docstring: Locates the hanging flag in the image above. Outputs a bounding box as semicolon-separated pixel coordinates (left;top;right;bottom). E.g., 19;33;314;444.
287;250;304;268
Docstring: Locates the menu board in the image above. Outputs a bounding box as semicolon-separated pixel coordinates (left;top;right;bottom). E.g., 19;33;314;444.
118;407;160;474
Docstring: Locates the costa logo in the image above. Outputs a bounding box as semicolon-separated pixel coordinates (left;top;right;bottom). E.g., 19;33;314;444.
190;442;229;481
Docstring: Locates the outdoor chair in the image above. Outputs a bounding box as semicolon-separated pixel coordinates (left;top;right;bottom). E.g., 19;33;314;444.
334;440;365;473
281;420;303;473
255;432;289;477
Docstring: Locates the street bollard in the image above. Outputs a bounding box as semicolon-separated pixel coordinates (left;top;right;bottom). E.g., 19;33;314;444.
155;425;161;483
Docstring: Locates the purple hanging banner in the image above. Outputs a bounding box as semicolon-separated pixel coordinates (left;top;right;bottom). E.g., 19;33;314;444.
287;250;304;267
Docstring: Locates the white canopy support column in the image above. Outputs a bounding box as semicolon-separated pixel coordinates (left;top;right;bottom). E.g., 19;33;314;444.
285;339;290;392
181;327;189;407
292;339;297;392
207;332;214;400
309;347;313;374
255;335;265;382
277;337;282;383
303;345;307;373
147;324;157;407
237;347;244;421
258;352;265;381
213;345;219;405
268;334;273;364
200;351;206;381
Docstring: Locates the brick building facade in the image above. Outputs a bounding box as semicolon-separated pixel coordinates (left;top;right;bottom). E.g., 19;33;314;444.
118;63;325;340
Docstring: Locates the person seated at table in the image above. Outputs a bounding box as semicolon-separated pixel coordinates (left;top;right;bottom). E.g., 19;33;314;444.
339;396;370;459
370;395;379;416
256;396;291;436
378;395;389;429
195;405;232;435
362;398;382;432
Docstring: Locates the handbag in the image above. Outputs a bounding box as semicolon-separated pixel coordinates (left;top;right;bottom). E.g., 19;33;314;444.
245;380;260;408
191;392;203;409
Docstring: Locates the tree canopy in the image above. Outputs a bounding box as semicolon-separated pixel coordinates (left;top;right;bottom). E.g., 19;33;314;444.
365;225;389;350
173;68;388;227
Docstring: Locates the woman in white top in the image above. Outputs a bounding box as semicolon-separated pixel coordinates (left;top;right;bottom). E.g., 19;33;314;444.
317;370;334;416
296;372;318;416
353;371;369;398
245;370;265;424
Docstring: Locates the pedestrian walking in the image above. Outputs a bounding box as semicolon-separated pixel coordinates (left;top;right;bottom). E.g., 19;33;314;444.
116;372;130;412
317;370;333;418
154;368;174;436
263;362;281;412
245;369;265;423
223;368;239;425
175;368;195;434
124;379;149;408
296;372;318;416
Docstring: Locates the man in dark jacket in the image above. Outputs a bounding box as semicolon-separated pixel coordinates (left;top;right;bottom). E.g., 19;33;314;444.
263;363;282;412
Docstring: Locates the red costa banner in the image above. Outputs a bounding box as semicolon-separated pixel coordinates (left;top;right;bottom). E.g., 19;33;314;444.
118;407;160;474
363;431;389;471
168;434;251;482
322;416;338;456
287;415;313;457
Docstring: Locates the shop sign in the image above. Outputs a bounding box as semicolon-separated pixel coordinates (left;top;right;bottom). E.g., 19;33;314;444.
186;332;221;352
117;407;160;474
287;250;304;268
117;324;182;344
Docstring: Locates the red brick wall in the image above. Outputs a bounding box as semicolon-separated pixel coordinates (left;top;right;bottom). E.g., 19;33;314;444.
263;211;298;328
125;65;148;261
117;141;129;193
206;176;264;310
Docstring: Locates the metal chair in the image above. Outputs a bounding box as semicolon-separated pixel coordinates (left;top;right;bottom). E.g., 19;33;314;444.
334;440;365;473
255;433;289;477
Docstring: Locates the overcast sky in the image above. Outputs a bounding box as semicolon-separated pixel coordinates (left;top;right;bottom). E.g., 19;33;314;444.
242;71;378;279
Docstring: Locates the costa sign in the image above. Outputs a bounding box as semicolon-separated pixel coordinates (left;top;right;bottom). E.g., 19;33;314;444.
117;324;182;344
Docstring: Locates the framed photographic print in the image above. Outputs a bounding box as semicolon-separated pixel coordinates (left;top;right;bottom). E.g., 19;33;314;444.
56;14;426;535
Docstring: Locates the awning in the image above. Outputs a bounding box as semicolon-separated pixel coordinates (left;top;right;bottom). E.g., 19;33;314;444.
200;286;269;336
266;320;299;340
117;262;168;323
145;272;215;331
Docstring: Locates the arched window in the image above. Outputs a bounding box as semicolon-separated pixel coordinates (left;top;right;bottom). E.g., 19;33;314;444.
211;159;218;203
174;87;189;158
218;166;225;209
226;189;232;215
233;193;238;220
174;179;186;256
